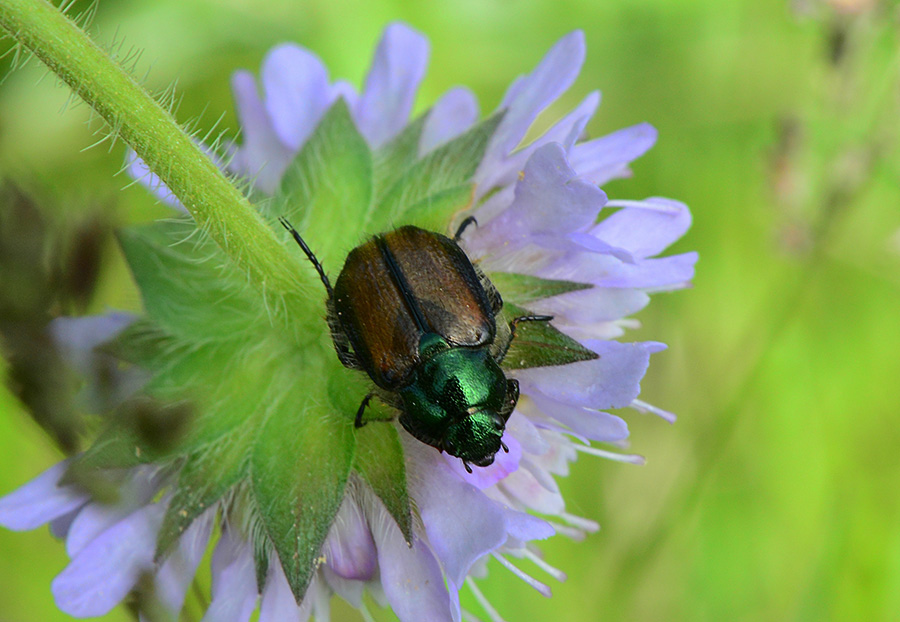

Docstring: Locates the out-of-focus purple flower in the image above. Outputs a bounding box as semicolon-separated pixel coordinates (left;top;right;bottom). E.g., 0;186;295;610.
2;23;694;622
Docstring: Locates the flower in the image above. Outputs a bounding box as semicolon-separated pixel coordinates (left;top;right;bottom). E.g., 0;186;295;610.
0;23;695;622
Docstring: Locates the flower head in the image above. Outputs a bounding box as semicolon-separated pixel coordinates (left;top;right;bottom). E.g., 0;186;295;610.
1;23;695;622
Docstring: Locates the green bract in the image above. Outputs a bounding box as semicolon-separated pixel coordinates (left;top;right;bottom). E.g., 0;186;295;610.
73;100;596;601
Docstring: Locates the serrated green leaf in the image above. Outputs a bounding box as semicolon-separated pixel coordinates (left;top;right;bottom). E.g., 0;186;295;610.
372;113;427;202
275;100;373;269
368;112;504;233
156;430;250;560
488;272;592;306
118;221;264;342
353;415;414;544
501;303;599;370
250;357;356;603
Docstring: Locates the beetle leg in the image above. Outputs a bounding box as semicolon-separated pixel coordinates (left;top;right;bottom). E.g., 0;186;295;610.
453;215;478;241
500;441;509;454
354;393;396;428
354;393;375;428
463;461;473;474
511;314;554;333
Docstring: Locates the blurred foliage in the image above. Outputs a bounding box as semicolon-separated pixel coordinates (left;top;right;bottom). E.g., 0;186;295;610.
1;0;899;620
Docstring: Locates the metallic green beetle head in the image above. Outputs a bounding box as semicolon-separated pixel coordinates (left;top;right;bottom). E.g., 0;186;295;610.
398;335;518;469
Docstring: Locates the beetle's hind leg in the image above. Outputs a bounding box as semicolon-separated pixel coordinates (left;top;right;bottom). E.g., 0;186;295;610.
354;393;395;428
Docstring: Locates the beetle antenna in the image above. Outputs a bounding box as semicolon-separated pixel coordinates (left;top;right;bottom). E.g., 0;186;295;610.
279;217;334;297
454;216;478;241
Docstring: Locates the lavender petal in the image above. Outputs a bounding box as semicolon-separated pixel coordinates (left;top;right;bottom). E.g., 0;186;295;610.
261;44;334;152
0;462;88;531
570;123;658;185
476;31;586;194
473;143;606;255
322;495;377;581
412;459;507;587
371;508;454;622
354;23;429;148
153;510;213;617
228;70;294;194
202;529;258;622
516;340;661;410
52;502;166;617
591;197;692;258
419;87;479;155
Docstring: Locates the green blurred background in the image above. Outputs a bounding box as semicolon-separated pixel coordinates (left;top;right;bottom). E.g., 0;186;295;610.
1;0;899;620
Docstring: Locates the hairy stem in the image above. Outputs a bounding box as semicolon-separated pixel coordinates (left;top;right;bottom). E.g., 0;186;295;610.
0;0;311;320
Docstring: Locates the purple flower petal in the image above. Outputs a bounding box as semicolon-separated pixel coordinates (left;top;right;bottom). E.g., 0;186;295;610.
505;410;550;456
528;283;651;325
591;197;692;258
516;340;660;410
65;468;159;557
354;23;429;148
596;252;698;289
503;508;555;542
569;123;658;185
371;506;454;622
483;90;600;196
322;495;376;580
50;507;83;539
411;458;507;587
153;510;213;617
258;560;311;622
227;70;294;193
321;565;364;609
0;462;88;531
52;502;166;617
528;392;629;442
420;87;479;154
476;31;586;194
202;528;257;622
499;466;565;514
472;143;606;256
261;44;335;152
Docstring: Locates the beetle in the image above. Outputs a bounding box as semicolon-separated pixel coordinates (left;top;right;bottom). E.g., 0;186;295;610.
279;217;550;471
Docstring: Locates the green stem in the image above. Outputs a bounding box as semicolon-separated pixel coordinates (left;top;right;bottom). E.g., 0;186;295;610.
0;0;310;312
